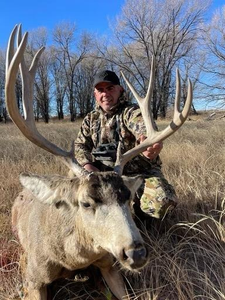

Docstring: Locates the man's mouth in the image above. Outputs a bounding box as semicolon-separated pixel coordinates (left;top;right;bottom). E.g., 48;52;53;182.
102;99;111;103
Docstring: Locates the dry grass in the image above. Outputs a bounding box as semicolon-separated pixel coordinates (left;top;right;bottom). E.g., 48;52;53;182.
0;118;224;300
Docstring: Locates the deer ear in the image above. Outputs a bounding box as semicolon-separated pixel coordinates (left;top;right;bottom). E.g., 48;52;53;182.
122;175;144;197
19;173;62;205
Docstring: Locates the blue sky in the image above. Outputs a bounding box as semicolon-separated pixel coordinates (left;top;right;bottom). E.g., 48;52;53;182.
0;0;125;48
0;0;224;49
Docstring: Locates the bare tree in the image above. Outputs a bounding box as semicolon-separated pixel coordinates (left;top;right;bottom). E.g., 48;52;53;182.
98;0;209;118
201;5;225;108
52;22;92;121
27;27;51;122
74;60;95;117
34;49;51;123
49;46;67;120
74;55;109;117
178;48;208;115
15;75;22;114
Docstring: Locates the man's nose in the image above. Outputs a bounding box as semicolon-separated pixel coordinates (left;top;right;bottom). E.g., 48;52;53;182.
102;89;110;96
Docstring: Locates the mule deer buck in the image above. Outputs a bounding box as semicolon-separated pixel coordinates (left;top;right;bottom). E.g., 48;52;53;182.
5;24;192;300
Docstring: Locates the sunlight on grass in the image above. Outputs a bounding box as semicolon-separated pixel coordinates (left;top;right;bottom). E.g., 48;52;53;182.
0;118;224;299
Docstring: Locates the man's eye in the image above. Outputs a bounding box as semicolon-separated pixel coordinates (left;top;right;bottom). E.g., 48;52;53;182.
107;86;114;91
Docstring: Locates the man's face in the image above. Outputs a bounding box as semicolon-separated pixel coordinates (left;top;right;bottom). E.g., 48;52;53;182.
94;82;124;113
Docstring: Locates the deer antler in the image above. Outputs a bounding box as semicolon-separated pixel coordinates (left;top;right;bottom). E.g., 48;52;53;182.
114;56;193;175
5;24;88;177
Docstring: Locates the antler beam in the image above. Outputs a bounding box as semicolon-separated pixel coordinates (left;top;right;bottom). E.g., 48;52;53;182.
114;56;193;175
5;24;88;177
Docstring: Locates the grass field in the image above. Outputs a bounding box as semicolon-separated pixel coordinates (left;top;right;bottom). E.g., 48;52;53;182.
0;117;224;300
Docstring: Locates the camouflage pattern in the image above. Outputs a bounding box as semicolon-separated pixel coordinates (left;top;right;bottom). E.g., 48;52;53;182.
74;96;147;172
140;177;177;219
75;95;177;218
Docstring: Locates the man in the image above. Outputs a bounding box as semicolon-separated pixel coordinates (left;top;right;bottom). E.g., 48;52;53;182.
74;70;177;219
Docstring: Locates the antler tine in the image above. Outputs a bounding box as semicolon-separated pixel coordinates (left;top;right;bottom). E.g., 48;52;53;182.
173;69;192;126
16;24;45;123
5;25;88;178
114;56;193;176
121;56;156;138
6;25;30;129
6;25;17;70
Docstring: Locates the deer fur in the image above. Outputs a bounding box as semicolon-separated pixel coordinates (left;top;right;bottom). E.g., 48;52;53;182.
12;171;148;300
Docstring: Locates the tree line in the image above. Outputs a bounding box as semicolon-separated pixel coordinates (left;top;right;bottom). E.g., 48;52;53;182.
0;0;225;123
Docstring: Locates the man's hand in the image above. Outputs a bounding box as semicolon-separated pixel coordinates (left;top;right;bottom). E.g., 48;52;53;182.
139;135;163;160
84;163;100;172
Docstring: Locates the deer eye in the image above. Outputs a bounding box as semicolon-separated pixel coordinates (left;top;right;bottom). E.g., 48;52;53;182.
81;202;91;208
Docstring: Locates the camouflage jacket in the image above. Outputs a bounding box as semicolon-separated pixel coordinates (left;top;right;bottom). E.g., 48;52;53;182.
74;96;161;175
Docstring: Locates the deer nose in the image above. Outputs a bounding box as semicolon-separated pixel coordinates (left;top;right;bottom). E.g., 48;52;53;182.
122;243;148;269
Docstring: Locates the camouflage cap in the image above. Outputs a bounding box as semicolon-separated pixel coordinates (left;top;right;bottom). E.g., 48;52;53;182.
93;70;120;87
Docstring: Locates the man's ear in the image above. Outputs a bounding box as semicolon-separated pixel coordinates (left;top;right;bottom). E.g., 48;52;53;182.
19;173;67;205
119;85;124;93
122;175;144;197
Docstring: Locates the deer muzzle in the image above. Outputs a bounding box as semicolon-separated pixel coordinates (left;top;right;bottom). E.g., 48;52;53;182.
121;242;148;270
